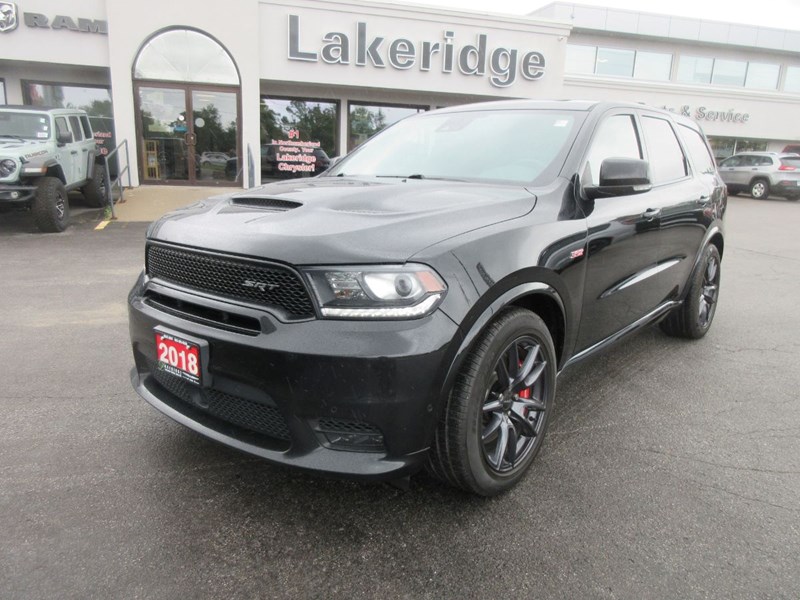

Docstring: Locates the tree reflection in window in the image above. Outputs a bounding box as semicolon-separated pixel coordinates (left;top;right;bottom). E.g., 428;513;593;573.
260;98;338;181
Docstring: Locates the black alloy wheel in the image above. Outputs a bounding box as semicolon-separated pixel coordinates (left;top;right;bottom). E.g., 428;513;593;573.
426;308;556;496
660;244;722;339
698;252;720;328
481;336;548;473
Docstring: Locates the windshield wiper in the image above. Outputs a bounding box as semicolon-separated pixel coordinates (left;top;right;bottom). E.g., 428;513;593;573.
376;174;425;179
0;134;25;140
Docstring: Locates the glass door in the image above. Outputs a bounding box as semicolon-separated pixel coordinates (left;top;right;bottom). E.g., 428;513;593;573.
138;86;190;182
136;84;240;185
192;90;239;183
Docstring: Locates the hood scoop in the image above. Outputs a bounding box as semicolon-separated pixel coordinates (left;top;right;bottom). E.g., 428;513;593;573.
230;197;302;211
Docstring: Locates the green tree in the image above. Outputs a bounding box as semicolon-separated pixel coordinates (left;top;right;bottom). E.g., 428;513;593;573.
348;107;387;150
282;100;337;156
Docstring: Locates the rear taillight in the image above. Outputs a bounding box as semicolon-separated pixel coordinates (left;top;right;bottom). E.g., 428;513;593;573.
779;165;796;171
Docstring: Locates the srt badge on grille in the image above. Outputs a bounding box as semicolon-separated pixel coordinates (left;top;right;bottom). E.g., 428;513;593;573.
243;279;280;292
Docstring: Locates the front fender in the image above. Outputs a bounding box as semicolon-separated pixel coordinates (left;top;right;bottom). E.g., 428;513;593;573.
437;279;568;414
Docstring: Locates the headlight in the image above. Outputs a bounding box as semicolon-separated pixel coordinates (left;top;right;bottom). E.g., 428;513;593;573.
304;264;447;319
0;159;17;178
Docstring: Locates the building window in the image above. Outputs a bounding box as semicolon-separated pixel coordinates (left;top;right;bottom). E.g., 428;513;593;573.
565;45;596;75
707;137;768;161
23;81;116;160
134;29;238;86
0;79;6;105
677;56;713;84
595;48;635;77
745;62;779;90
566;45;671;81
711;59;747;86
633;52;672;81
348;102;426;151
784;66;800;92
260;97;339;181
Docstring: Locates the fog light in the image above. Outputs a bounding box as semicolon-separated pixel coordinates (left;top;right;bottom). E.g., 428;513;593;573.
312;418;385;452
11;191;20;199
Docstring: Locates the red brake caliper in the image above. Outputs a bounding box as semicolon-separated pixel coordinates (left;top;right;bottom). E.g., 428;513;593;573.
518;360;531;399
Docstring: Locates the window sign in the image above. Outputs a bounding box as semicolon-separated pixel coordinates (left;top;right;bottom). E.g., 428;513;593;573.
261;97;338;180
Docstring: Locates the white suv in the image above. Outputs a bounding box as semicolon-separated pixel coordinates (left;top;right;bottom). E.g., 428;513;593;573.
718;152;800;201
0;106;107;232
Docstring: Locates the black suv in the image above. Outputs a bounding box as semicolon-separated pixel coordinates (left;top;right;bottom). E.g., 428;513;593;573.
129;101;726;496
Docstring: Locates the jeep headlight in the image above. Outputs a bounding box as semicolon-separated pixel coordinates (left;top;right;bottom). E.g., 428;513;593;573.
305;264;446;319
0;159;17;178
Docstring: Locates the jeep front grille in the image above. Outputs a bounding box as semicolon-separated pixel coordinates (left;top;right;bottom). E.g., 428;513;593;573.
146;243;315;320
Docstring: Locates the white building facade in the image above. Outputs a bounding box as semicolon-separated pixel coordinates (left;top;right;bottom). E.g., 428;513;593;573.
1;0;798;188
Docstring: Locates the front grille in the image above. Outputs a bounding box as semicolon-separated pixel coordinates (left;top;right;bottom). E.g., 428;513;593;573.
150;361;291;441
146;244;315;319
317;418;382;435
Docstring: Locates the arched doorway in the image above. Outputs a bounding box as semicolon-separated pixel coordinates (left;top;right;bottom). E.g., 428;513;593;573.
133;28;241;185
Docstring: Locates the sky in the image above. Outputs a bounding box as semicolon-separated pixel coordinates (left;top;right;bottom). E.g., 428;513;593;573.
366;0;800;30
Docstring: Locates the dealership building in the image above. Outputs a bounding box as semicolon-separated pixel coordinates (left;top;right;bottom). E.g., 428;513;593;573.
2;0;800;188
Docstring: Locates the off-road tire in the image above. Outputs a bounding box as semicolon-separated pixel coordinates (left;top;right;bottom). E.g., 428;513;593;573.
33;177;69;233
660;244;721;339
426;308;556;496
81;164;108;208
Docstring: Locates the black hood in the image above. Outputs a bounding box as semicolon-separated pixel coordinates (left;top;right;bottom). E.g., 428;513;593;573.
147;177;537;265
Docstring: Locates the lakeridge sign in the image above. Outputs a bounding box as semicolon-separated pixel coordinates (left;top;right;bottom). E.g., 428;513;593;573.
287;15;546;88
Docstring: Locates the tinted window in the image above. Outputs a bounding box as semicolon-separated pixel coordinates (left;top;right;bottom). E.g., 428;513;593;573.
720;156;741;168
596;48;634;77
55;117;71;141
68;116;83;141
634;52;672;81
677;56;713;84
745;63;779;90
738;155;757;167
585;114;642;186
679;125;716;175
80;116;92;138
712;59;747;86
756;156;773;166
641;116;687;183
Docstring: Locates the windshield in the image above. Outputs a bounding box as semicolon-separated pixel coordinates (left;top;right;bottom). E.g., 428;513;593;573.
328;109;584;184
0;112;52;140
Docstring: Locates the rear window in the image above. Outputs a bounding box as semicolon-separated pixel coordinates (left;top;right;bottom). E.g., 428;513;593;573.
780;157;800;168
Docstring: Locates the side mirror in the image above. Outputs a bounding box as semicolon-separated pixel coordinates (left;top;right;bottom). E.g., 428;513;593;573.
56;132;73;146
583;157;652;200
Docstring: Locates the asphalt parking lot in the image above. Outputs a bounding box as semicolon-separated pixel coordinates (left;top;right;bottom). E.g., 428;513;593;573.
1;194;798;599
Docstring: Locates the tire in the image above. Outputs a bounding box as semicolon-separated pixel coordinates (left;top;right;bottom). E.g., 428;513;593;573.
33;177;69;233
660;244;721;339
81;164;108;208
750;178;769;200
426;308;556;496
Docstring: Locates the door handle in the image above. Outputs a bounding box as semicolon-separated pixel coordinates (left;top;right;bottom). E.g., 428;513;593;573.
642;208;661;220
70;151;78;155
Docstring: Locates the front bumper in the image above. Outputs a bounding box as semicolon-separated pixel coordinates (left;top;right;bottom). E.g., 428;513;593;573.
0;184;36;206
129;273;461;480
